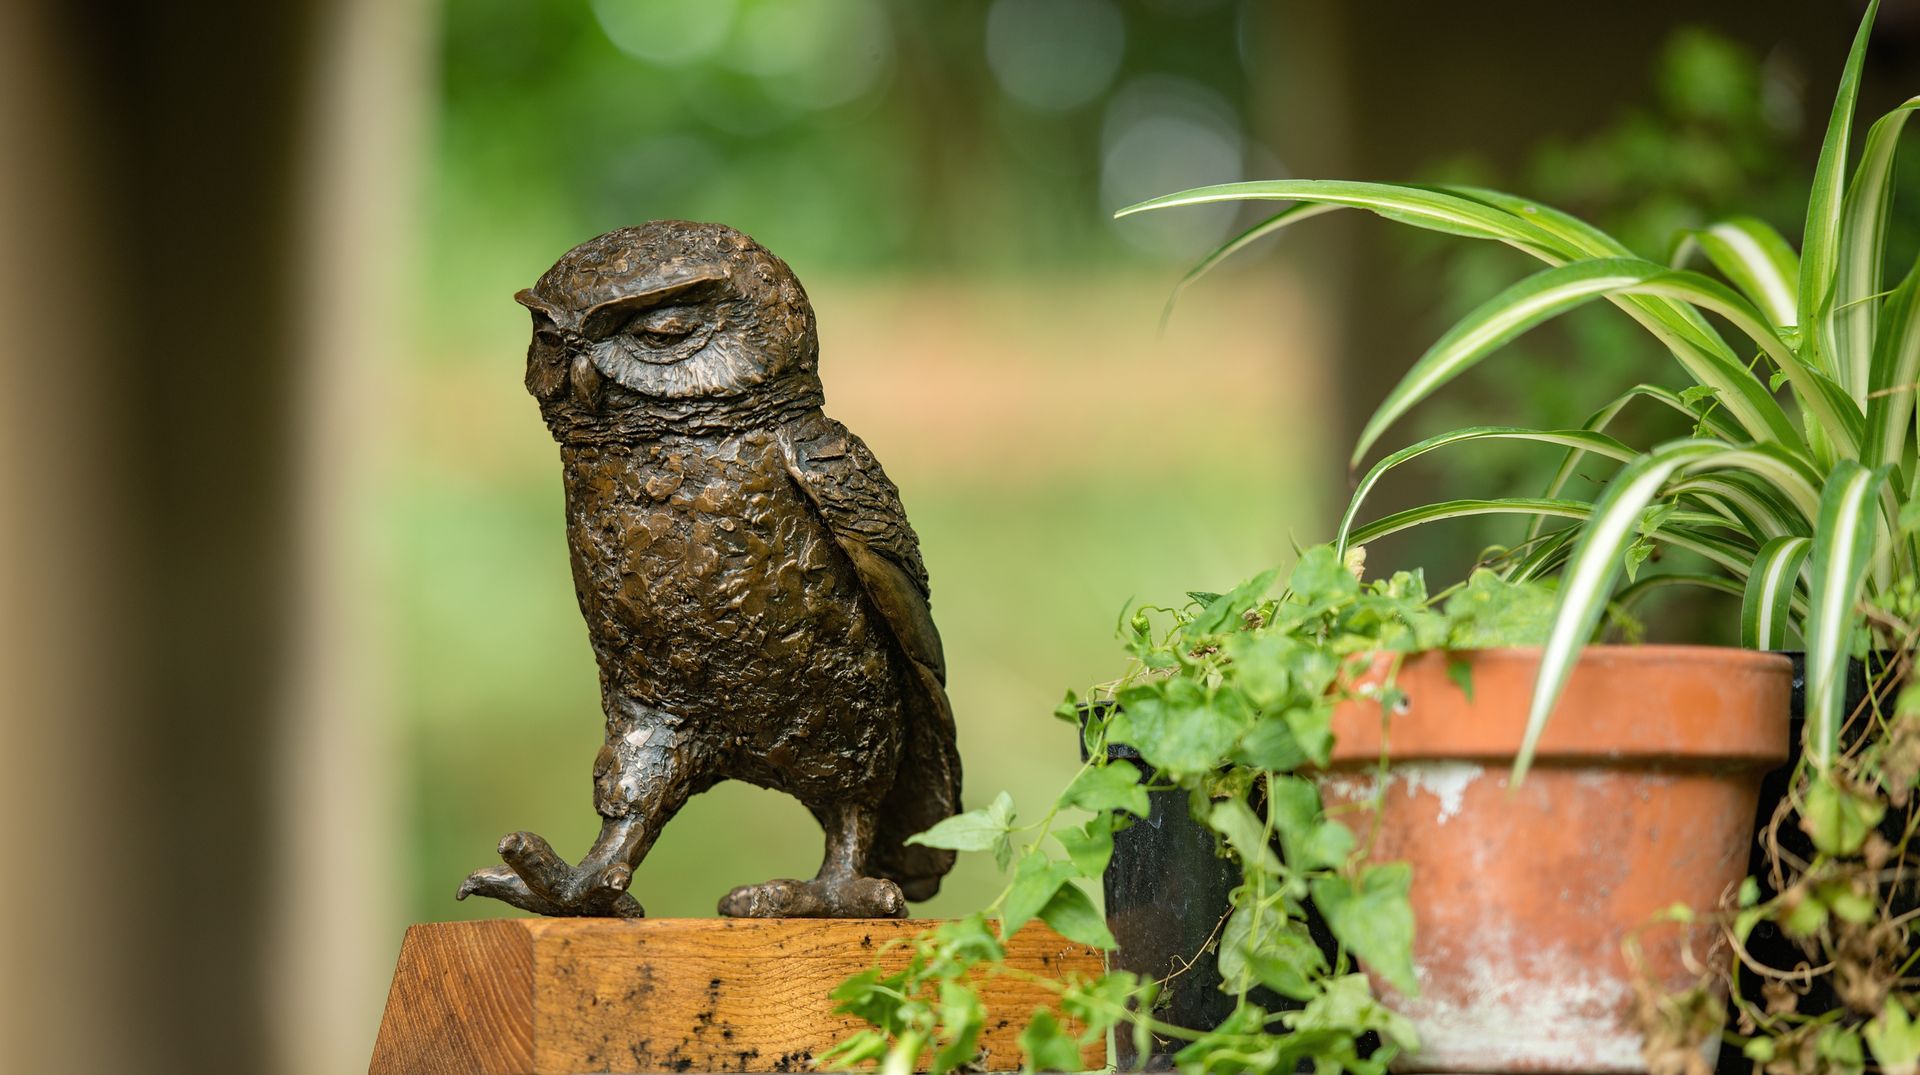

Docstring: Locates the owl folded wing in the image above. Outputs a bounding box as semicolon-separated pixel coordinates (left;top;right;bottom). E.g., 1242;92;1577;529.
775;411;962;899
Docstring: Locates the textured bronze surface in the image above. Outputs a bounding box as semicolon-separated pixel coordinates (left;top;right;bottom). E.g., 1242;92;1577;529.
456;222;960;919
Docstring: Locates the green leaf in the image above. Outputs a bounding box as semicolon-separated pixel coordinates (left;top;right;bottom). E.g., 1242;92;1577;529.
1117;178;1561;248
1218;903;1327;1001
1207;797;1281;875
830;967;908;1031
1803;775;1886;857
1017;1008;1083;1073
1521;440;1725;783
1337;426;1634;553
1286;544;1361;606
1803;0;1884;383
1443;568;1558;648
1230;713;1309;771
1817;1025;1867;1075
1785;892;1829;938
908;790;1016;856
1805;461;1890;770
1037;881;1117;950
1350;257;1802;466
1163;203;1348;324
1311;863;1418;996
1677;217;1800;328
1060;759;1150;818
1740;536;1811;649
1118;680;1247;778
1835;100;1920;392
1865;999;1920;1075
1054;814;1115;878
1267;774;1346;870
1445;655;1473;702
1003;853;1075;937
1866;258;1920;468
1186;568;1278;637
1349;497;1591;547
932;982;986;1075
1285;973;1421;1053
818;1028;891;1070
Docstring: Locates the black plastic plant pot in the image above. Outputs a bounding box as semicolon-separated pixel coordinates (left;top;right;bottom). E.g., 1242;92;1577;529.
1081;706;1283;1071
1101;739;1244;1069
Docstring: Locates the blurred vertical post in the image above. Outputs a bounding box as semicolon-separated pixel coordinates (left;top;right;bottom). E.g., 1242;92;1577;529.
0;1;425;1072
268;0;431;1072
0;4;132;1073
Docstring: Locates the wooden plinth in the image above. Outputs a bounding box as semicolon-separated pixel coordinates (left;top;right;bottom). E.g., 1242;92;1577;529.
368;918;1106;1074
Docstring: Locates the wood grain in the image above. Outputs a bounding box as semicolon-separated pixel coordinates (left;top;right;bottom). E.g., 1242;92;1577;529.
368;919;1106;1074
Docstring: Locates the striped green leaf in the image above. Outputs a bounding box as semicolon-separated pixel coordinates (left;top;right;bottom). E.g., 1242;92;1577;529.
1347;496;1732;565
1741;537;1813;649
1519;440;1727;782
1834;99;1920;391
1161;202;1344;326
1352;258;1802;465
1675;217;1801;328
1115;180;1561;251
1804;461;1890;771
1618;572;1745;611
1670;475;1803;542
1801;0;1880;379
1337;427;1635;553
1526;384;1743;542
1442;185;1755;369
1347;498;1593;547
1865;258;1920;469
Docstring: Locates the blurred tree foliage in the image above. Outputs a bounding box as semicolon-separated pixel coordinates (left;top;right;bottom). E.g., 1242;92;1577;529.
426;0;1269;340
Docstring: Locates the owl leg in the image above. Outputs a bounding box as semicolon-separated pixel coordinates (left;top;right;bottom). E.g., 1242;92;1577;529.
456;704;707;917
716;800;907;919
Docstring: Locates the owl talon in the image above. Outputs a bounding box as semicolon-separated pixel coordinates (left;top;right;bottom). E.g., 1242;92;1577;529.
718;876;906;919
456;831;646;918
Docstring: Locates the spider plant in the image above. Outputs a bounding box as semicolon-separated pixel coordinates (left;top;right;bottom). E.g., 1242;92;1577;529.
1120;1;1915;781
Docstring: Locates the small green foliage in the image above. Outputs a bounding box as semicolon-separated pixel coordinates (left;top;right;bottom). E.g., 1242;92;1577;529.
1802;776;1886;857
1036;881;1116;950
1016;1009;1081;1073
1866;1000;1920;1075
907;790;1015;854
1311;865;1420;997
1059;759;1149;817
832;545;1555;1073
1442;569;1558;648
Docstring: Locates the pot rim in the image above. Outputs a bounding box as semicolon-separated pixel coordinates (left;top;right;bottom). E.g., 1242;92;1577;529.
1325;644;1793;767
1359;642;1792;671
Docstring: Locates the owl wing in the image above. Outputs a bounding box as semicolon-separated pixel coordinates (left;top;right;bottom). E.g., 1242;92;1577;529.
776;411;961;900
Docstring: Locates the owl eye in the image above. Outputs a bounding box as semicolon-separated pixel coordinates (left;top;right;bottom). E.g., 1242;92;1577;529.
637;326;692;349
627;306;704;349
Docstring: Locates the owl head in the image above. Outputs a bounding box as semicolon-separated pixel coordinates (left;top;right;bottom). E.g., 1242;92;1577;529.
517;222;819;422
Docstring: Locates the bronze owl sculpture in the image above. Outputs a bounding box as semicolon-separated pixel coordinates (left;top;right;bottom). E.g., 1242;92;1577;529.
455;221;960;919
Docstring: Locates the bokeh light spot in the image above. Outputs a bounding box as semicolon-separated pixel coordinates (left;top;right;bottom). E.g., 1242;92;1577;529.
985;0;1126;112
592;0;740;67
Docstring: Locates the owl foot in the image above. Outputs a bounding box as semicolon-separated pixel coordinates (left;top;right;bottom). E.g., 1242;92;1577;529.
717;876;907;919
455;830;645;918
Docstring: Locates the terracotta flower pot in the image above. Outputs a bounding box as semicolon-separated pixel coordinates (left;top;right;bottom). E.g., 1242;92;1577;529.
1319;646;1791;1074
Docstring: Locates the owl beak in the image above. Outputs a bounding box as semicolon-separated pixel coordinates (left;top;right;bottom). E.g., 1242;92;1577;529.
570;353;604;409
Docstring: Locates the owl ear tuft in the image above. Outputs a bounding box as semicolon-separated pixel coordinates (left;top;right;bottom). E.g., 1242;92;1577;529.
516;288;563;321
